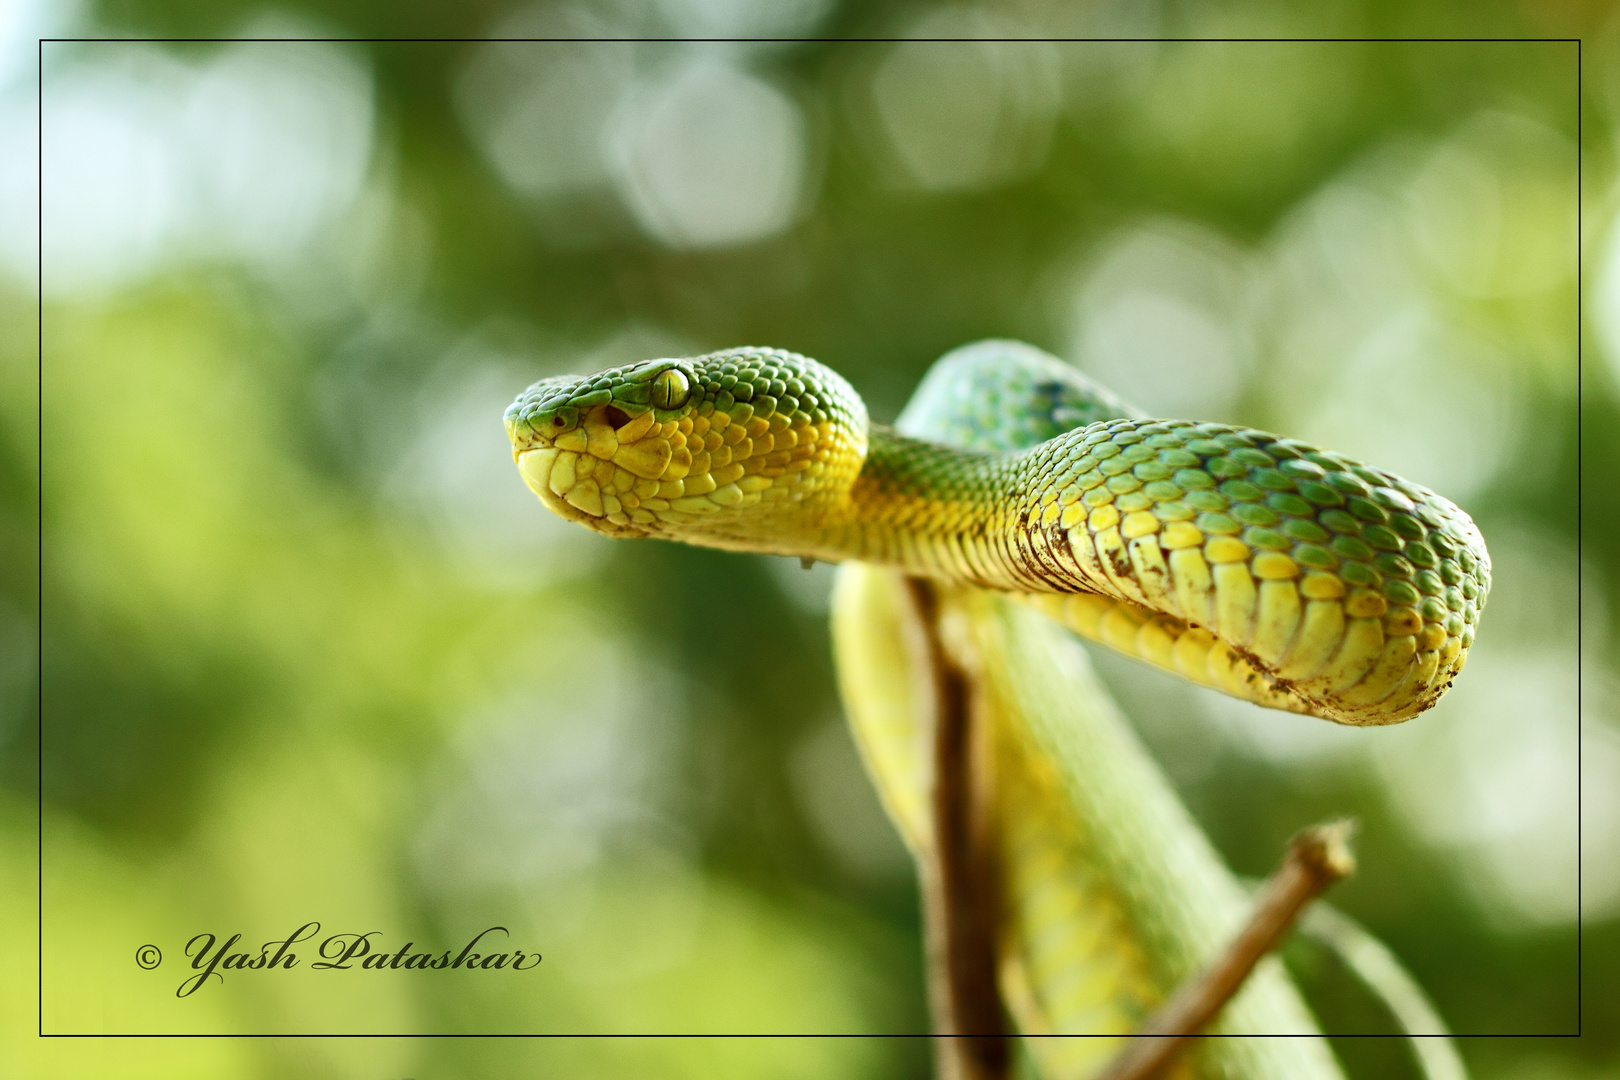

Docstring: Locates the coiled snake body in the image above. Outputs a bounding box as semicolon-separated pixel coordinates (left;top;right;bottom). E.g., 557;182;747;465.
505;341;1489;727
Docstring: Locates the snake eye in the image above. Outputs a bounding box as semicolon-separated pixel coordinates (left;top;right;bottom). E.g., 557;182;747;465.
651;368;691;411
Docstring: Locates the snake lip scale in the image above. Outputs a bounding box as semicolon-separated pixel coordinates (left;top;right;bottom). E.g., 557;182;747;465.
506;344;1490;727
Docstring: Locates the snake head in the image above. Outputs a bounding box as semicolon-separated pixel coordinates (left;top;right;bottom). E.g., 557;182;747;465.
506;348;868;547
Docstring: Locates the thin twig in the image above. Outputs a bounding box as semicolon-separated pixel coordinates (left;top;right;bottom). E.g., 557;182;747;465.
905;578;1010;1080
1094;820;1358;1080
1299;902;1469;1080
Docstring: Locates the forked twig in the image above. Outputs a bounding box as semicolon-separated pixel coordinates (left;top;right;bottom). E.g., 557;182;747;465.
1094;820;1358;1080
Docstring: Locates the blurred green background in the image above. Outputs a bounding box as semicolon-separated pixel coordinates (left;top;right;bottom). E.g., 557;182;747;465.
2;0;1613;1076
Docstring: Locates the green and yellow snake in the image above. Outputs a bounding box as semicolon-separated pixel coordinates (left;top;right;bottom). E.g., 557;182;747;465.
505;342;1488;727
506;341;1486;1078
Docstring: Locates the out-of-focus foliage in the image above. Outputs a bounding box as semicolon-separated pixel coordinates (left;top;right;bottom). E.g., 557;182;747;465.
1;0;1611;1076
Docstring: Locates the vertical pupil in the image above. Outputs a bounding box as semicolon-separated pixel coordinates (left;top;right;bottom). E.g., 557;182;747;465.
654;370;688;409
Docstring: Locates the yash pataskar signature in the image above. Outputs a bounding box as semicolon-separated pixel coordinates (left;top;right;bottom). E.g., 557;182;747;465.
170;923;540;997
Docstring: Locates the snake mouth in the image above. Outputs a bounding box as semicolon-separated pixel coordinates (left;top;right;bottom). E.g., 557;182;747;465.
516;447;601;525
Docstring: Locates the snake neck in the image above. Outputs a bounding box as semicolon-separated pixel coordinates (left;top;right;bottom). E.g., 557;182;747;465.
813;425;1068;593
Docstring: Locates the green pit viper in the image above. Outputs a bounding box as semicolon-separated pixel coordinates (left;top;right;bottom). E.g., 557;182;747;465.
505;341;1487;1078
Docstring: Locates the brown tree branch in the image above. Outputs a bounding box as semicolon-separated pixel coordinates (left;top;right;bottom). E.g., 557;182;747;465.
904;578;1010;1080
1094;820;1358;1080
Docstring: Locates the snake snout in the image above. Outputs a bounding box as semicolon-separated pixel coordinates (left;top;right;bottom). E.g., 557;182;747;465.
508;405;578;452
